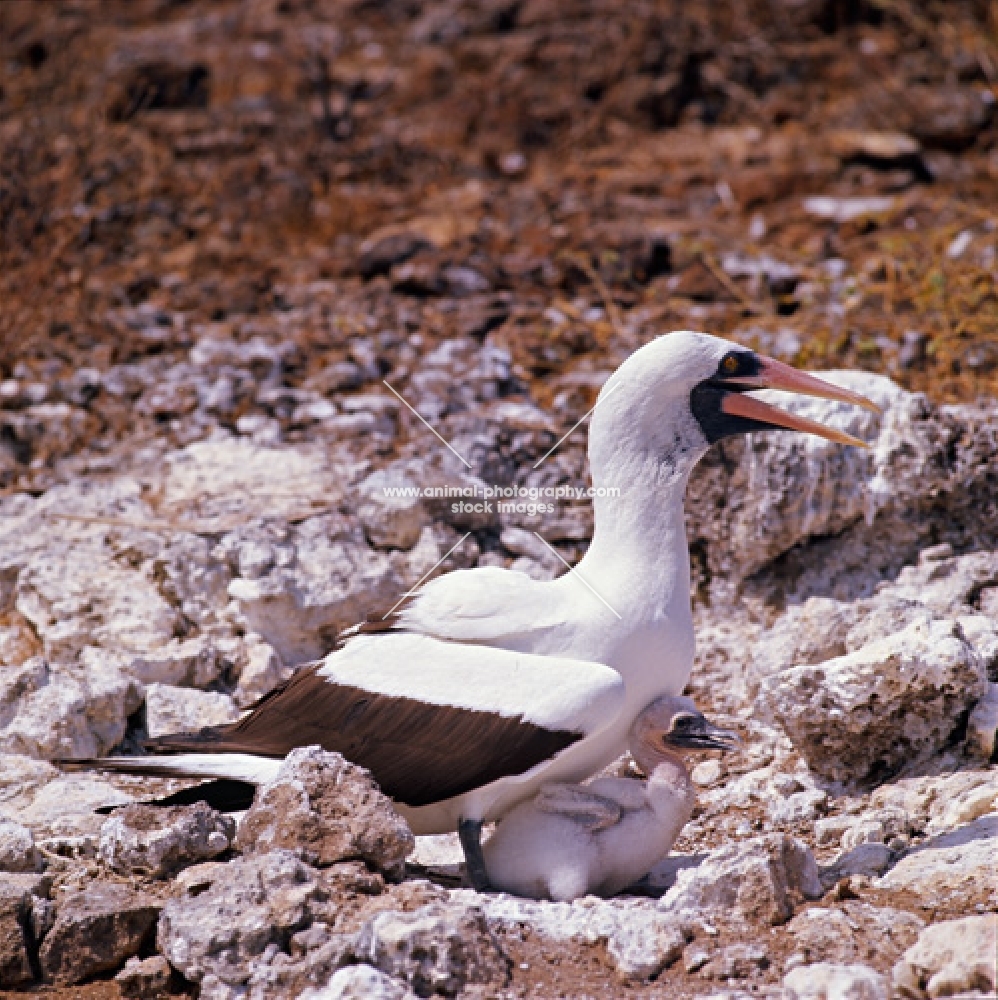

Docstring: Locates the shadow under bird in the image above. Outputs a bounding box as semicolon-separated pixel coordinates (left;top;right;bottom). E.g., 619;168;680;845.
482;695;739;901
73;330;880;889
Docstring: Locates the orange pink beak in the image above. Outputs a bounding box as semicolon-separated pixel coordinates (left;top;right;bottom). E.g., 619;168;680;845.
720;356;881;448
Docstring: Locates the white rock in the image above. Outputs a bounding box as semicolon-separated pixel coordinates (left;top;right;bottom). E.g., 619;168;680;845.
818;843;893;886
160;436;344;530
354;902;510;995
112;636;222;687
691;759;723;787
356;469;427;551
148;532;232;630
966;682;998;759
758;617;985;782
660;834;823;925
893;914;997;999
144;683;239;738
230;633;292;708
13;525;180;662
298;964;414;1000
769;788;828;824
784;961;888;999
685;372;908;596
889;549;998;618
227;520;399;665
451;889;685;981
0;657;142;760
876;813;997;909
236;745;414;876
99;802;236;878
803;195;896;222
0;819;41;872
787;902;923;969
870;770;998;837
839;808;909;850
157;850;351;996
15;774;132;837
687;379;998;607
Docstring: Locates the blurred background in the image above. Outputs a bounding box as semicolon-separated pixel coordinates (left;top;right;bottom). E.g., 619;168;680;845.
1;0;996;494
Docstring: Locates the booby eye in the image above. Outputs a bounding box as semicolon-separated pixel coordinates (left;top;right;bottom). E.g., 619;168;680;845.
721;354;740;375
671;714;696;732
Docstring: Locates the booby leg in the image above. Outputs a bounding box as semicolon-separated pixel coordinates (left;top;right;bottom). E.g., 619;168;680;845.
458;818;491;891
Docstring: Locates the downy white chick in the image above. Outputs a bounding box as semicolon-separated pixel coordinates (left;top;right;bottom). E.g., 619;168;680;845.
482;695;738;900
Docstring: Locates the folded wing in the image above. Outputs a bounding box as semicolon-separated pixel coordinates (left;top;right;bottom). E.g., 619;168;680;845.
147;634;626;809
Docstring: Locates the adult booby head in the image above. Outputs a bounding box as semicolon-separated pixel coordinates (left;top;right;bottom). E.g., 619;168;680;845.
71;331;878;892
483;695;739;900
587;330;878;495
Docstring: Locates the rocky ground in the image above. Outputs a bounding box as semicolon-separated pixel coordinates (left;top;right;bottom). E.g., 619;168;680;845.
1;0;997;997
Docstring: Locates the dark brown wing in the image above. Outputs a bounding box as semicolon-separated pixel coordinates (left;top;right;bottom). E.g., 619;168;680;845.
146;663;582;808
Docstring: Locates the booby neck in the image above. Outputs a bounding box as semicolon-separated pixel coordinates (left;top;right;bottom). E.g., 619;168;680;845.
571;341;708;609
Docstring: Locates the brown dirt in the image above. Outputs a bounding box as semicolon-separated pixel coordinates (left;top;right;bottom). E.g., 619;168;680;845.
1;0;996;500
0;986;122;1000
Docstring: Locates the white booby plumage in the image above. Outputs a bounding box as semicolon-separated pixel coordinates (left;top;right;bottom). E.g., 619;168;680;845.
83;330;879;886
482;695;738;900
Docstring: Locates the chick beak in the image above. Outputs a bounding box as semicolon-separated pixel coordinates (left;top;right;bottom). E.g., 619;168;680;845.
667;720;742;753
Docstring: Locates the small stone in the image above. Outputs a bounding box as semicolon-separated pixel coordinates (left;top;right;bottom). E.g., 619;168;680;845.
691;759;722;787
815;817;852;845
236;746;414;876
354;901;510;997
38;883;161;986
228;634;293;708
450;887;685;981
357;233;431;279
828;130;921;164
684;944;710;973
144;682;240;738
839;809;908;850
700;943;769;980
0;818;42;873
892;914;996;999
965;682;998;759
770;789;828;825
802;196;896;223
99;801;236;878
357;470;428;552
661;834;823;925
784;962;888;1000
115;955;173;999
758;617;985;784
876;814;997;910
157;850;352;993
819;843;892;888
298;963;415;999
788;902;924;968
0;878;39;987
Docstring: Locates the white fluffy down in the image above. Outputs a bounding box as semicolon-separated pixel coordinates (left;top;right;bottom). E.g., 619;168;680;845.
482;770;695;901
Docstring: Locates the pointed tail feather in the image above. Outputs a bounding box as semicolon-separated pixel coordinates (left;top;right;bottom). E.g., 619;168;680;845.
60;752;283;785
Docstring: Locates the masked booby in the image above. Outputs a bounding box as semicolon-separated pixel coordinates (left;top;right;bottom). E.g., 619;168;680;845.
78;330;879;889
